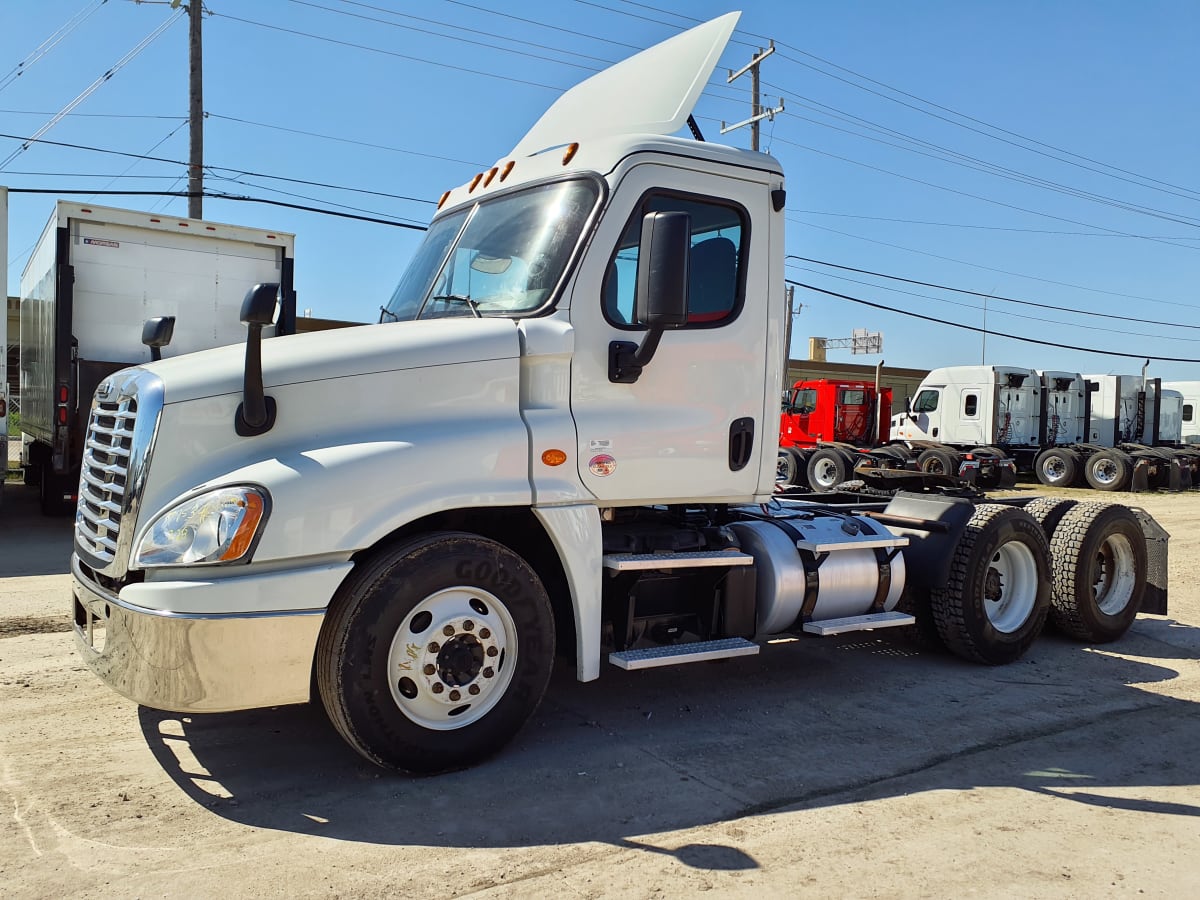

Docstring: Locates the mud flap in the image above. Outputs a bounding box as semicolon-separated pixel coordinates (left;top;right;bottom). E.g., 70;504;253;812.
1168;459;1184;492
1130;459;1150;492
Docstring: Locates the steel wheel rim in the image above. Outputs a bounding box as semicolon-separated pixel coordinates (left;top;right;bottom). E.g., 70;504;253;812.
1093;458;1119;485
983;541;1039;633
1042;456;1065;481
387;586;518;731
1094;533;1137;616
776;452;792;483
813;457;839;487
923;457;948;475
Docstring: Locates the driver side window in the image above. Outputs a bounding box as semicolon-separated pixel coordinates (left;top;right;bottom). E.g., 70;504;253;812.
914;390;940;413
603;192;746;327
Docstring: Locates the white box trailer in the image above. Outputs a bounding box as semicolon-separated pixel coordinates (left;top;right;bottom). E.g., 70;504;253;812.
19;201;296;513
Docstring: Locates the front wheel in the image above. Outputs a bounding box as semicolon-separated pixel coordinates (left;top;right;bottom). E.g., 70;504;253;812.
316;532;555;773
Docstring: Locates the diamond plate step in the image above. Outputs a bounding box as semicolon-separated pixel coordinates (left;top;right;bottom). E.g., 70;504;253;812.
802;610;916;636
609;637;759;670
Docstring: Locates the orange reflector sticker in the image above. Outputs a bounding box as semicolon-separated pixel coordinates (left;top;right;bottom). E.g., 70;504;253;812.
541;449;567;467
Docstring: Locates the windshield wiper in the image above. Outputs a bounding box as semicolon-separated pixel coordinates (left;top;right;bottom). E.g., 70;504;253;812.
429;294;481;318
379;305;399;323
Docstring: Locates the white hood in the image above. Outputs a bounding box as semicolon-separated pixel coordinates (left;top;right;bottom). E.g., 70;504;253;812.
510;12;740;157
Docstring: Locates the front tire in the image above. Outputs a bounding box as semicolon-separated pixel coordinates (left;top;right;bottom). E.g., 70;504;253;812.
931;505;1051;665
316;532;555;773
1048;502;1145;643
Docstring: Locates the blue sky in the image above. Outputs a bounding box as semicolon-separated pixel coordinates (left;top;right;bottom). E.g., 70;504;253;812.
3;1;1199;378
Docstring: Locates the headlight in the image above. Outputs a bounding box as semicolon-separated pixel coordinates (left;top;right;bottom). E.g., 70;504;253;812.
134;486;268;568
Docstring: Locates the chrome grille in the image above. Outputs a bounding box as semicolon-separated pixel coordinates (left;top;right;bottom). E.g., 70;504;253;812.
74;370;163;574
76;395;138;562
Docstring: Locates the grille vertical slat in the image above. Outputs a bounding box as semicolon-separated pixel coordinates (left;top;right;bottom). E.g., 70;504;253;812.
75;393;139;564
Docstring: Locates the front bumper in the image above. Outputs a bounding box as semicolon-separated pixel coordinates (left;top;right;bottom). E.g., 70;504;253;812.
72;555;350;713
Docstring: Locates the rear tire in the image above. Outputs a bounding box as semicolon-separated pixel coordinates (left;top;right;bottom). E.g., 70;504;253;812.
316;532;555;773
931;505;1051;665
1048;502;1145;643
1035;448;1079;488
806;447;850;493
1023;496;1077;541
1084;450;1131;492
917;447;959;477
776;448;805;486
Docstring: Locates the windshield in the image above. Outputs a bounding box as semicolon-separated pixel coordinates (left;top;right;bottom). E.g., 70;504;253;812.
383;178;601;321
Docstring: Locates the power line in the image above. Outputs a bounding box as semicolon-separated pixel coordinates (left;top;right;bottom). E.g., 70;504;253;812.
787;279;1200;363
0;0;109;94
206;113;486;168
786;263;1200;343
0;8;184;170
0;130;438;205
792;219;1197;309
212;12;563;92
762;131;1200;251
788;256;1200;329
4;186;431;230
792;209;1200;240
585;0;1200;205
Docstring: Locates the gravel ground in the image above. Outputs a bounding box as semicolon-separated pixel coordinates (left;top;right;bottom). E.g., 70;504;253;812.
2;480;1199;899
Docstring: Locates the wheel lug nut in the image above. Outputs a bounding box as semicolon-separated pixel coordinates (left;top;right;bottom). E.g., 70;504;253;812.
483;667;494;679
443;625;455;636
463;620;474;631
486;646;498;658
432;683;444;694
449;690;461;701
423;664;436;676
428;642;440;653
468;684;480;696
479;628;491;639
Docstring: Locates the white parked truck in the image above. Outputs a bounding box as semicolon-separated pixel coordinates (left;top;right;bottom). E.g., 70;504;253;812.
19;201;296;514
1;186;9;507
1163;381;1200;445
71;15;1169;774
893;364;1198;491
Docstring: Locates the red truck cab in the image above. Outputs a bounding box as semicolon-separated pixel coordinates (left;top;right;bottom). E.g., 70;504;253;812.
780;379;892;449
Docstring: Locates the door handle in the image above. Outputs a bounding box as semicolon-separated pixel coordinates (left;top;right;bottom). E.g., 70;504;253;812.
729;417;755;471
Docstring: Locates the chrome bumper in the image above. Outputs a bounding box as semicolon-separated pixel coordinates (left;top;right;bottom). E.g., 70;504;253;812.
72;555;334;713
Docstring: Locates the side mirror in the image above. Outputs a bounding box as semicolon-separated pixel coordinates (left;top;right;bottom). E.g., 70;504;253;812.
141;316;176;362
235;283;280;437
610;211;690;383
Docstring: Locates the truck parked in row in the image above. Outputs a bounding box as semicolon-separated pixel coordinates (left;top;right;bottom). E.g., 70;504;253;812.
891;365;1200;492
777;373;1014;491
70;15;1168;774
18;201;296;513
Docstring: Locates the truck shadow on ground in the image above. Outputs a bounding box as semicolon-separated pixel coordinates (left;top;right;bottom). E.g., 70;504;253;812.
136;619;1200;858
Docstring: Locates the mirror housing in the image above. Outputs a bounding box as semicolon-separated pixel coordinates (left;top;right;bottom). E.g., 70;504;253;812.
141;316;176;361
609;211;690;383
235;283;280;437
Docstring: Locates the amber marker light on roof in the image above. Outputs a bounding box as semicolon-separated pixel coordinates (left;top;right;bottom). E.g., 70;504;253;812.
562;142;579;165
468;173;484;192
483;166;499;187
499;160;515;181
541;449;568;467
437;190;451;209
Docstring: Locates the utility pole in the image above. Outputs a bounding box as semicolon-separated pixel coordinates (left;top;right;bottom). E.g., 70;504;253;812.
720;42;784;151
173;0;203;218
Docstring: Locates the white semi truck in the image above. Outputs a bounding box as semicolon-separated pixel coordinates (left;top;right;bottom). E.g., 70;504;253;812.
71;15;1169;773
892;365;1198;491
19;202;296;513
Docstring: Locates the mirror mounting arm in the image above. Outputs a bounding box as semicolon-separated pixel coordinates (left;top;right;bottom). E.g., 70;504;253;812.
608;329;665;384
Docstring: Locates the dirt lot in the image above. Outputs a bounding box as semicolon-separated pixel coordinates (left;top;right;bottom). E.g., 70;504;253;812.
2;481;1199;898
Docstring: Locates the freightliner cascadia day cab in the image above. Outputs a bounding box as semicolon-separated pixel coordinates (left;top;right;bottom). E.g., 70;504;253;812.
18;201;296;514
893;365;1199;491
72;14;1169;773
